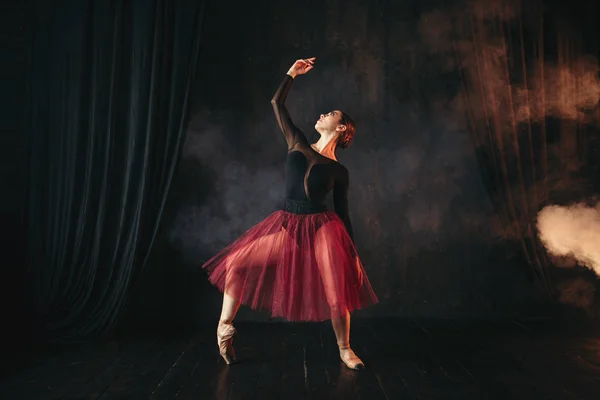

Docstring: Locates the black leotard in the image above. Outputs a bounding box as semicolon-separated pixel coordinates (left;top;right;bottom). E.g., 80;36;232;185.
271;74;354;241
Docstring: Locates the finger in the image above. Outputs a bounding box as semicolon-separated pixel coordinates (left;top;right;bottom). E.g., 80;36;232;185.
305;65;314;72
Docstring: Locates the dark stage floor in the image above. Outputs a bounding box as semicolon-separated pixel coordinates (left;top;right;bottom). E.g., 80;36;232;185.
1;318;600;399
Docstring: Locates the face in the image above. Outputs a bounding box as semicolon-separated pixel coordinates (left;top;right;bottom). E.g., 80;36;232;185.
315;110;346;133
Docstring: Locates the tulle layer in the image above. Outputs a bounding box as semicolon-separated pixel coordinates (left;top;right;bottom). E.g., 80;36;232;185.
201;209;379;321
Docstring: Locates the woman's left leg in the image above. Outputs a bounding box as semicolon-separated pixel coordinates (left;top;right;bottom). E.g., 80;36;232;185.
315;223;365;370
330;310;364;369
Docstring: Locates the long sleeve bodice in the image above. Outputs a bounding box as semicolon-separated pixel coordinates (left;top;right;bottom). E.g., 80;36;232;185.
271;75;354;241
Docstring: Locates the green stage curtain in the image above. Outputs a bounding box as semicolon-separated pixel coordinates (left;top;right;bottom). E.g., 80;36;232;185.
26;0;205;340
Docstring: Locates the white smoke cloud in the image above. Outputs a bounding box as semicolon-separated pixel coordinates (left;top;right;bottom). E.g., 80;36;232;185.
537;202;600;275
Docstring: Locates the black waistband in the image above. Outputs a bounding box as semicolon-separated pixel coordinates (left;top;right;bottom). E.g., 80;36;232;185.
282;199;327;214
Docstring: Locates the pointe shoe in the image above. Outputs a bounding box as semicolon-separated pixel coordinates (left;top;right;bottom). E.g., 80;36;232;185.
338;343;365;370
217;321;237;364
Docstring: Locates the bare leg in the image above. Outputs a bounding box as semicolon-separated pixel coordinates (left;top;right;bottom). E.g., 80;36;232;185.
216;229;291;364
217;292;240;364
219;228;289;324
315;223;365;370
331;309;350;345
220;292;241;324
331;309;364;370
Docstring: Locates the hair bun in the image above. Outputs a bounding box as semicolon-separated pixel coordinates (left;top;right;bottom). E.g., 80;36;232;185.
338;111;356;149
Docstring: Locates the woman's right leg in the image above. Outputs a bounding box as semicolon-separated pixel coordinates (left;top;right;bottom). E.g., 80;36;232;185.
216;228;291;363
220;292;241;324
219;227;291;323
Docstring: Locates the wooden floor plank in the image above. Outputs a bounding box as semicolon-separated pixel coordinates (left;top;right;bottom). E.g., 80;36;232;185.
69;336;160;400
319;321;358;400
2;318;600;400
174;321;249;399
225;321;264;400
253;322;288;398
349;321;393;400
277;323;310;399
96;334;189;400
304;321;335;400
361;319;422;400
147;332;207;399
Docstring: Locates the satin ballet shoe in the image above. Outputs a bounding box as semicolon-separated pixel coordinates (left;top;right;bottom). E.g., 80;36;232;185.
338;343;365;370
217;321;237;364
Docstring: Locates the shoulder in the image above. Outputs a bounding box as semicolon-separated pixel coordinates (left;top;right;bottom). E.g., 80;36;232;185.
336;163;349;180
336;163;348;173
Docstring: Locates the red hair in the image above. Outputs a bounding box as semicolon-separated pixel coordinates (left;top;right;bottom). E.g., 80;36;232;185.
338;111;356;149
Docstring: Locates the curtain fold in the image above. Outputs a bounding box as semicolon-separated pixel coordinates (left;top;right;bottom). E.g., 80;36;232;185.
26;0;205;340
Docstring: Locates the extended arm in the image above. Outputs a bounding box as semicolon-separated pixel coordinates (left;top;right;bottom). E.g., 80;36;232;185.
270;74;308;150
333;166;354;242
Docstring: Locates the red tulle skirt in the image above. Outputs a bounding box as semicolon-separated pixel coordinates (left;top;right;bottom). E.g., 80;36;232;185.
201;205;379;321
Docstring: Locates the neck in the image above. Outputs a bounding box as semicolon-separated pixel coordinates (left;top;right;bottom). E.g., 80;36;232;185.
312;134;338;161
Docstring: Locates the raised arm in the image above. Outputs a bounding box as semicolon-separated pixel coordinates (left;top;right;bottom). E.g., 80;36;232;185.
333;165;354;242
270;57;315;150
270;76;307;149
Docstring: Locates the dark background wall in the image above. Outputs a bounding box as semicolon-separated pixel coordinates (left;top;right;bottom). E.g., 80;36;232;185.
121;0;598;326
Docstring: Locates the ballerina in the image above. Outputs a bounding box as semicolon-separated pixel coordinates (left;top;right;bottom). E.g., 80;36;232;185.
202;57;378;370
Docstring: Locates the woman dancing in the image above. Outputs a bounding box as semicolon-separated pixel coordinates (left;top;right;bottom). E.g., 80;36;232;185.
201;57;378;370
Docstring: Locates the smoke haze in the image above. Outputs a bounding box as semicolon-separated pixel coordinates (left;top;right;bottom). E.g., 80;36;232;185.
537;202;600;275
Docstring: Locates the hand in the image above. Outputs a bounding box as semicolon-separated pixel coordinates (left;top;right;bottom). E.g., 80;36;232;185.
287;57;316;78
